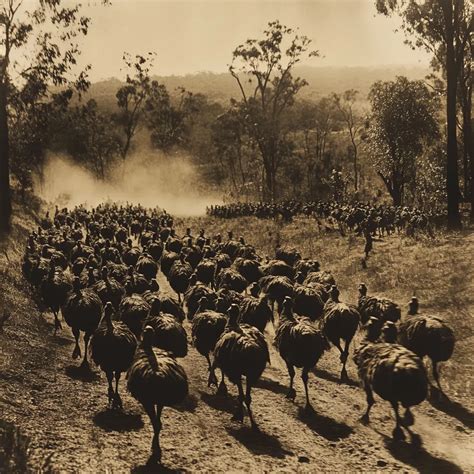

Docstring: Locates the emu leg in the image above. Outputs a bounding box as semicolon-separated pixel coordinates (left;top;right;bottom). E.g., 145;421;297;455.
113;372;123;409
206;354;218;387
360;383;374;424
106;371;114;409
301;367;313;412
72;327;81;359
232;377;245;423
144;403;162;465
80;333;90;368
217;370;228;396
391;401;405;441
432;361;444;394
333;341;348;381
53;310;62;334
245;378;258;431
402;407;414;427
340;339;351;382
285;362;296;400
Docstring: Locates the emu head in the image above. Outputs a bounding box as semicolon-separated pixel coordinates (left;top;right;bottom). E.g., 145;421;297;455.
408;296;419;316
227;303;240;324
358;283;367;296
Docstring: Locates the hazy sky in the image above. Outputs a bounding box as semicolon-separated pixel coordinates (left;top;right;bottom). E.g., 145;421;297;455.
75;0;430;80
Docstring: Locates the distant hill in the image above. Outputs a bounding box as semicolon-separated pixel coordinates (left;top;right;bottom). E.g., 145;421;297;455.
86;65;430;110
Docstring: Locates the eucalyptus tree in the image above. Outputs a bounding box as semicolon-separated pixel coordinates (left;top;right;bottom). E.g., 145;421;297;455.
0;0;108;231
229;20;319;201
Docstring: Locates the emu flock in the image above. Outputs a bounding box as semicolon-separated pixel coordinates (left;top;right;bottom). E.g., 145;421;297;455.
207;200;440;236
21;203;455;467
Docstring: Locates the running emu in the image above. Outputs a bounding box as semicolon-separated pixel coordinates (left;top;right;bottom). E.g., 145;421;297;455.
127;326;188;466
354;321;428;440
191;297;227;390
321;286;360;381
90;302;137;409
143;299;188;358
213;304;269;430
398;297;455;393
275;297;329;410
63;277;103;368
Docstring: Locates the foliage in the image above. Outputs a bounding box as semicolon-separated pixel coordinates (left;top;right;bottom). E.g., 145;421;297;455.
229;20;319;201
9;82;72;195
332;90;366;191
145;86;203;151
366;76;439;206
292;98;337;199
415;143;447;212
115;52;156;159
375;0;472;227
53;99;122;180
0;0;107;229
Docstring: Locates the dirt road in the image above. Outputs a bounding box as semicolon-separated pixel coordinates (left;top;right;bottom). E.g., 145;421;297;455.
1;267;473;473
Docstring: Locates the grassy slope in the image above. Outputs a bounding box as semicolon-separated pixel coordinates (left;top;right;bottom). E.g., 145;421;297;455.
175;215;474;406
0;200;57;471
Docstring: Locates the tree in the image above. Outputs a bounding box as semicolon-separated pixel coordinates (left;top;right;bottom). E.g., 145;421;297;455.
332;90;365;192
115;52;156;159
145;86;202;151
9;81;72;198
0;0;104;231
229;20;318;201
293;98;336;199
211;105;251;196
375;0;473;228
367;77;439;206
55;100;122;180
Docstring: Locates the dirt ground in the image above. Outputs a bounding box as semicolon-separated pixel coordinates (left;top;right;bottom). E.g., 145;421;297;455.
0;212;473;473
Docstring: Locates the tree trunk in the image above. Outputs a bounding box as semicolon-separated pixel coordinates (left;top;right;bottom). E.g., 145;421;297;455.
444;2;462;229
463;102;473;222
470;116;474;222
0;82;11;232
392;183;403;207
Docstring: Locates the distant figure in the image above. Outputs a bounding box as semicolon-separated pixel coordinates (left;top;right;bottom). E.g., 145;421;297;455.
362;227;373;269
364;227;373;259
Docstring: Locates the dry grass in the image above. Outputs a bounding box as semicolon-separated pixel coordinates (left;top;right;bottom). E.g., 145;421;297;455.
0;200;54;471
176;215;474;405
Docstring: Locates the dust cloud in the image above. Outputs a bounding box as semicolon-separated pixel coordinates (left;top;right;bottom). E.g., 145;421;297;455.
34;150;221;216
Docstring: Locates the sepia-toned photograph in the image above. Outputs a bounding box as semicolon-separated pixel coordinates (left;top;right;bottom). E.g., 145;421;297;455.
0;0;472;472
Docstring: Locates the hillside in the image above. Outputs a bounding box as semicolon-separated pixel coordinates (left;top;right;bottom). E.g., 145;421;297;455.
86;65;430;110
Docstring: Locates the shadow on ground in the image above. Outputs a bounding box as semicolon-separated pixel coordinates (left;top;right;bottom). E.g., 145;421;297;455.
383;433;463;474
429;387;474;430
313;368;359;388
199;390;236;415
297;406;353;441
93;409;144;432
65;364;101;383
226;425;293;459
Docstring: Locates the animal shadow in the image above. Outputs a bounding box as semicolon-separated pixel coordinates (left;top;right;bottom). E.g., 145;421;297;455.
312;368;359;388
52;336;74;347
297;406;353;441
255;377;289;396
64;364;101;383
174;393;199;413
226;425;292;459
384;433;463;474
428;387;474;430
132;463;182;474
93;409;144;432
199;390;235;415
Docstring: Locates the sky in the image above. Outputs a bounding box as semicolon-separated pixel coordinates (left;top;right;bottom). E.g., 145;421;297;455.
27;0;432;80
